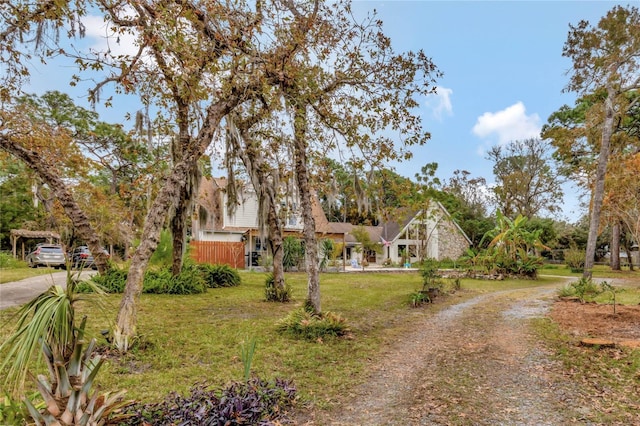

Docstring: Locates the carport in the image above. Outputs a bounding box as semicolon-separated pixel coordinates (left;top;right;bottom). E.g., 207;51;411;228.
10;229;62;261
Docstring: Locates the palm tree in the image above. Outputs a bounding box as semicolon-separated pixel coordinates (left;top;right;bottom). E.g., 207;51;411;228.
0;272;128;424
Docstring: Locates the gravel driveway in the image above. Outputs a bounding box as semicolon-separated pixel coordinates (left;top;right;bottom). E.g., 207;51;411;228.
0;270;96;310
297;285;590;425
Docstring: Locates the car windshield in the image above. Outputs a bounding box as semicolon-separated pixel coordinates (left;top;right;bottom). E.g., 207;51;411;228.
40;247;63;253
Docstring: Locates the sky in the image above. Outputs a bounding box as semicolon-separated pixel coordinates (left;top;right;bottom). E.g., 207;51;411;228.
22;0;632;222
348;0;631;221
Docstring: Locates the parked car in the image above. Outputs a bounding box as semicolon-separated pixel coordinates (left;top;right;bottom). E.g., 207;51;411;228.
71;246;109;270
26;244;66;269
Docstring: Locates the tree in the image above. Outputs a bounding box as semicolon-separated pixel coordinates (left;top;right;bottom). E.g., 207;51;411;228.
0;101;110;273
487;138;564;219
1;0;309;350
443;169;495;248
561;5;640;278
0;156;45;248
225;112;291;300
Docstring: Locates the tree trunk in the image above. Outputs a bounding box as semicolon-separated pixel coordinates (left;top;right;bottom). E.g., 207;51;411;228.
292;104;321;313
583;86;615;280
611;221;621;270
0;138;109;273
171;163;200;276
114;100;236;351
227;117;288;296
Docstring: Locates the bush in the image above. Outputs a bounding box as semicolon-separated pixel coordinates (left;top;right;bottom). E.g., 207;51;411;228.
121;378;296;425
276;307;349;340
84;263;208;295
199;263;241;288
558;277;601;302
283;237;304;271
89;267;128;293
264;273;291;302
0;252;24;268
408;291;429;307
564;248;586;272
143;264;206;295
420;258;441;288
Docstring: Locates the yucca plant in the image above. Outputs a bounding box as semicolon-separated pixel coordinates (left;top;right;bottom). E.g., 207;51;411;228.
0;272;130;424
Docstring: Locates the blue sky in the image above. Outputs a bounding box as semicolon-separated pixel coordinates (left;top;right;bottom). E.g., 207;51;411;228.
349;1;630;220
23;1;629;221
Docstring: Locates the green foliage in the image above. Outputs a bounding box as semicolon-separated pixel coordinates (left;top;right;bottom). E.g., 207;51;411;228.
319;238;335;272
351;225;382;255
87;267;128;293
420;258;441;289
0;251;24;268
559;277;602;302
149;229;173;266
0;392;40;425
0;159;46;249
0;273;127;424
199;263;241;288
601;281;617;313
264;273;291;302
408;291;429;307
87;264;209;295
276;307;349;340
564;247;586;272
283;236;304;271
479;211;547;277
144;264;207;295
0;278;100;395
240;337;258;382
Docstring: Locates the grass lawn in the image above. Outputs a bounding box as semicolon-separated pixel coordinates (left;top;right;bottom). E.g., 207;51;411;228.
0;271;552;405
1;269;639;412
0;266;60;284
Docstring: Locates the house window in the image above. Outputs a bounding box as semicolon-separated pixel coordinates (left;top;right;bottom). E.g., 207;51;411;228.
408;245;417;258
398;244;406;258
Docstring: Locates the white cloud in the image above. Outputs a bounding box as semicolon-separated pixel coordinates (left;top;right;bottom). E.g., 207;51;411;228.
472;102;541;145
425;86;453;121
82;15;140;58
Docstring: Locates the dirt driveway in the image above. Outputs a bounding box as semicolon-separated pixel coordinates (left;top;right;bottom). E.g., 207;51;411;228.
295;283;603;425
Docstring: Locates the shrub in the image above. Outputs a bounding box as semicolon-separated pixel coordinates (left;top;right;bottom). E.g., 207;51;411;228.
276;308;349;340
199;263;241;288
89;267;128;293
408;291;429;307
559;277;601;302
420;258;441;288
264;273;291;302
564;248;586;272
283;236;304;271
0;252;24;268
121;378;296;425
143;264;206;295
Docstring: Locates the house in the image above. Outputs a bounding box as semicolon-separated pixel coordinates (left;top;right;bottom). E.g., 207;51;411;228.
315;202;471;266
191;176;306;268
191;177;471;267
374;203;472;264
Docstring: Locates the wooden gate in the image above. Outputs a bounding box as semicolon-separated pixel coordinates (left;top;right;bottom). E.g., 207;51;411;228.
189;241;245;269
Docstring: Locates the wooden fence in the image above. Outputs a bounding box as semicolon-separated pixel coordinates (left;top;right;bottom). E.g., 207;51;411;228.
189;241;245;269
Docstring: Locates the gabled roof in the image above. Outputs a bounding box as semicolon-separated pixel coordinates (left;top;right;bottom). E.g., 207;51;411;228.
377;202;472;245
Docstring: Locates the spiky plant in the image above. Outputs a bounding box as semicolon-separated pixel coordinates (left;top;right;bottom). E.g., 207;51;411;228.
0;272;129;424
